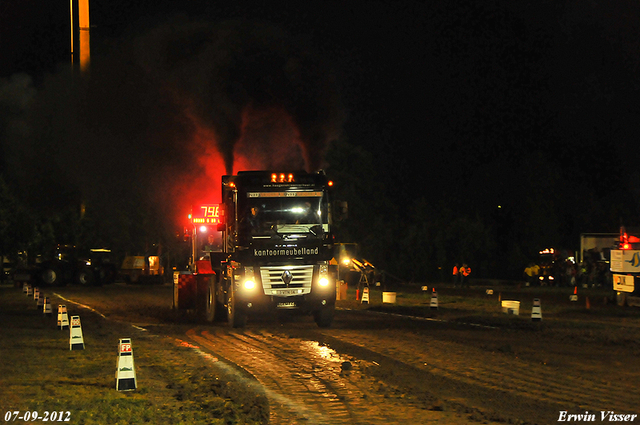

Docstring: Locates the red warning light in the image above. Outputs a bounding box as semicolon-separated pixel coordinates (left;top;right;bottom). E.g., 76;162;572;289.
619;232;639;249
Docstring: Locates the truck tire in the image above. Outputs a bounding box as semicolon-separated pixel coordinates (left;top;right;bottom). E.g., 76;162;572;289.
76;268;95;286
41;267;60;286
314;307;335;328
227;287;247;328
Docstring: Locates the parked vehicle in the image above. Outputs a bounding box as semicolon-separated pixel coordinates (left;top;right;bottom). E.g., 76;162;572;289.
35;245;117;286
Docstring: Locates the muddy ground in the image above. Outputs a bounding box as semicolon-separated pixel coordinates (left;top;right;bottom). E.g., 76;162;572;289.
10;281;640;425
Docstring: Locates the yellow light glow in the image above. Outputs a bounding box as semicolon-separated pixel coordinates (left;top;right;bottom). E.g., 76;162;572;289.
78;0;90;74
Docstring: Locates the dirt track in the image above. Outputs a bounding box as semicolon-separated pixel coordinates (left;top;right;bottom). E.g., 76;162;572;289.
47;283;640;424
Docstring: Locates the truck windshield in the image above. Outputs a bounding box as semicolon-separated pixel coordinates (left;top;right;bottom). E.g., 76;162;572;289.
239;192;329;237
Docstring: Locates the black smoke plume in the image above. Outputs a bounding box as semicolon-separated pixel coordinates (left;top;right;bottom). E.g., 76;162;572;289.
133;18;345;174
1;16;345;245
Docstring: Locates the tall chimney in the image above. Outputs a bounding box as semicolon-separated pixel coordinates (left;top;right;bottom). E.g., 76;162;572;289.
78;0;90;74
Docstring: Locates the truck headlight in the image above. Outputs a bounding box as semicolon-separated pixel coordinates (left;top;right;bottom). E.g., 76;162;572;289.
318;265;330;287
243;266;256;290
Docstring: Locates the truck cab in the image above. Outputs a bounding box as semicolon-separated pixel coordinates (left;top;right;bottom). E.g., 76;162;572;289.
205;171;339;327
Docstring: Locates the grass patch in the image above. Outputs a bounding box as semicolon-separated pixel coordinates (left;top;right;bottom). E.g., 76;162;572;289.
0;285;268;424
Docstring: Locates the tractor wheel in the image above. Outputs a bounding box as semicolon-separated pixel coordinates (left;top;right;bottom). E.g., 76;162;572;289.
206;277;217;322
41;267;60;286
76;268;95;286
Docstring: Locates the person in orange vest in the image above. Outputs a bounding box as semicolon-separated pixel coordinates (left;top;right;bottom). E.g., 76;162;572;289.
460;263;471;286
452;263;459;286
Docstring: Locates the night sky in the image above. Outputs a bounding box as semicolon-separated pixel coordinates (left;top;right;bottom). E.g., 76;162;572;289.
3;1;640;276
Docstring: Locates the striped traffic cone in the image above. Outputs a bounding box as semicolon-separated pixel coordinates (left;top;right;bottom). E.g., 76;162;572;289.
531;298;542;321
69;316;85;350
116;338;137;391
430;289;439;310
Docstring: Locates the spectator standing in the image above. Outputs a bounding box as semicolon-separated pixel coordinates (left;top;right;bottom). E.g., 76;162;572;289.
462;264;471;286
459;264;470;287
524;263;535;286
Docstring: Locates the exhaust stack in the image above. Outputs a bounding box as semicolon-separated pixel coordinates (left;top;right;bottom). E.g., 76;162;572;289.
71;0;90;74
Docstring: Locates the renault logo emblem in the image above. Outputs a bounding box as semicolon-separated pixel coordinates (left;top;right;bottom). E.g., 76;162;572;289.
281;270;293;285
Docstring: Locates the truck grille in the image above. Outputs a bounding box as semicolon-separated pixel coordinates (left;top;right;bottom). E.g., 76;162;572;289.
260;265;314;296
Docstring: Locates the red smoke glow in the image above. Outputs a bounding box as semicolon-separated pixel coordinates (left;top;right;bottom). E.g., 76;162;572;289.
172;104;306;225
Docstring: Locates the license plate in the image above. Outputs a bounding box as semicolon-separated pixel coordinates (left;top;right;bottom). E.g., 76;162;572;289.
277;302;296;308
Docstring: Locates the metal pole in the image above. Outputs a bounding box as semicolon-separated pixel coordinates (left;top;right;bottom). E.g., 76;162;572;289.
70;0;74;65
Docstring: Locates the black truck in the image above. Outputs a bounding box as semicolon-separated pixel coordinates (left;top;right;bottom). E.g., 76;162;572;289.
190;171;343;328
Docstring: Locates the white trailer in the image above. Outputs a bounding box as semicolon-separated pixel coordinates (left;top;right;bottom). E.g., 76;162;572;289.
579;233;618;263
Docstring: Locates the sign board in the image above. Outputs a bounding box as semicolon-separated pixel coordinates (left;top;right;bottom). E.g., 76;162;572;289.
613;274;635;293
191;204;224;225
248;191;323;198
610;249;640;273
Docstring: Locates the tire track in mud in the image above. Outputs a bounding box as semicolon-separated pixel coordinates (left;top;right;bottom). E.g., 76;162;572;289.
51;286;640;424
185;327;468;425
49;288;468;423
308;325;639;419
187;328;359;424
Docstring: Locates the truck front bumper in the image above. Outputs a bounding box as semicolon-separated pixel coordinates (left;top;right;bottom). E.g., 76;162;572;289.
234;284;336;314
